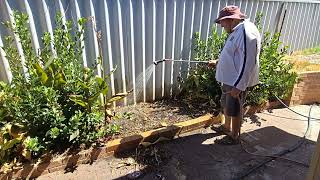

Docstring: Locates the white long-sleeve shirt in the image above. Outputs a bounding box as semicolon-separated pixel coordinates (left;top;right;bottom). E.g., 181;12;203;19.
216;20;261;91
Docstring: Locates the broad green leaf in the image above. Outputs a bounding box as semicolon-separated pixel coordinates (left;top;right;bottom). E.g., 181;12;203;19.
33;63;48;84
55;73;66;86
101;85;108;95
89;85;108;103
69;95;88;107
45;66;55;86
69;129;79;141
78;81;89;91
95;76;105;86
94;76;108;95
88;93;101;104
107;93;128;103
2;138;21;150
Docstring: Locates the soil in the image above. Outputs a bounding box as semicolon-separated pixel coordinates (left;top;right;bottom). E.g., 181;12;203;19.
111;99;219;138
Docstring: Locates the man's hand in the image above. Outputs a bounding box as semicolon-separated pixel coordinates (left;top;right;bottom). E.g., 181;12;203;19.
230;87;241;98
208;59;218;68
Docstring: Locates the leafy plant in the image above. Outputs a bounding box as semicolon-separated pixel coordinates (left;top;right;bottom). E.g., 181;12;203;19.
179;29;227;106
0;11;127;166
246;14;297;105
181;13;297;107
246;33;297;105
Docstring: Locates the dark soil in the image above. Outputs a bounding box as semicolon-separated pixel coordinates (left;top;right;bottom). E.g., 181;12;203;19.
112;99;220;138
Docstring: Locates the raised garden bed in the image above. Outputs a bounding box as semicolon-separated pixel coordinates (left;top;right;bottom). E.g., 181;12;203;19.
112;99;219;138
0;96;291;179
0;108;220;179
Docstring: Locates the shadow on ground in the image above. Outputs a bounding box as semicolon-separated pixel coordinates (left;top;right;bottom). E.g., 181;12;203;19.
113;126;315;180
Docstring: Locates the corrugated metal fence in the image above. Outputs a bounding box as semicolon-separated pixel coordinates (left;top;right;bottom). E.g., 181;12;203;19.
0;0;320;105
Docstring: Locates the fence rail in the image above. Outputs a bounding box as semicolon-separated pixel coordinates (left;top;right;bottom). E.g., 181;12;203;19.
0;0;319;104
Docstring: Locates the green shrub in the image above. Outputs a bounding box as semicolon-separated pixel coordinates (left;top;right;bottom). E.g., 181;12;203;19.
179;29;227;106
181;13;297;107
0;12;124;166
246;33;297;105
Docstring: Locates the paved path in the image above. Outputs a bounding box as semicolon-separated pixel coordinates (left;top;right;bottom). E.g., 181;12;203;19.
38;105;320;180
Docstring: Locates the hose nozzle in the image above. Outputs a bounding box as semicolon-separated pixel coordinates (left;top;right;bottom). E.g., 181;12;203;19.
153;59;166;65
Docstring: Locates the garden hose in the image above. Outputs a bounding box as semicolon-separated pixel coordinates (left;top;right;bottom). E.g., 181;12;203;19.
153;58;209;65
259;83;320;121
235;96;314;180
273;95;320;121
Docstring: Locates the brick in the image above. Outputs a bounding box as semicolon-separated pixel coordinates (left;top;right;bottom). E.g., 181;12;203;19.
298;73;308;78
290;100;302;106
293;91;306;96
308;73;320;77
303;96;320;101
290;96;300;101
297;82;307;87
301;100;318;105
302;71;320;76
293;87;304;92
307;85;320;89
301;92;320;97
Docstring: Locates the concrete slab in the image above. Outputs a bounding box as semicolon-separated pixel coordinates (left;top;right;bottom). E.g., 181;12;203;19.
38;105;320;180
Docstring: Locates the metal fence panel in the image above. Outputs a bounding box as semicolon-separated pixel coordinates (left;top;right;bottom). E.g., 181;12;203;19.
0;0;319;104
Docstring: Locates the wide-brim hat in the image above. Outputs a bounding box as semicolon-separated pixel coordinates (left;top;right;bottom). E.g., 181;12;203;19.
215;5;246;24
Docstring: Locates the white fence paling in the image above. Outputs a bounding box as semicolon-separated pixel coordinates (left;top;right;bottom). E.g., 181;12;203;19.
0;0;320;104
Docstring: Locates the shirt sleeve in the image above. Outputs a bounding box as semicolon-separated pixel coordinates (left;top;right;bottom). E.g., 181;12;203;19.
233;28;258;91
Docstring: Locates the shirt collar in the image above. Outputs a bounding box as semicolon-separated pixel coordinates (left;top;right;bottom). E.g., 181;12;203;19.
232;19;246;32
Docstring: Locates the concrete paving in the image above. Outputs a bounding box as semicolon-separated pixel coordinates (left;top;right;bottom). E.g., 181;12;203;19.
38;105;320;180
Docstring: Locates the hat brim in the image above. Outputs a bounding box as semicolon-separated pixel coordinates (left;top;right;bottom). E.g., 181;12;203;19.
215;14;246;24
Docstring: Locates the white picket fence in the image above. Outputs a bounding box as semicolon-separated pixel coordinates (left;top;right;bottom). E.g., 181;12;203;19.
0;0;320;105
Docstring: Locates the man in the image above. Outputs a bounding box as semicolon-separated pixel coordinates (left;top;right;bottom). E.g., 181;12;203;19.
208;5;261;144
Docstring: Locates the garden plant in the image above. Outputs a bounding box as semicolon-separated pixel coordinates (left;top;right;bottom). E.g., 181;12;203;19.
180;12;297;107
0;12;126;171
